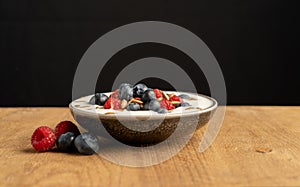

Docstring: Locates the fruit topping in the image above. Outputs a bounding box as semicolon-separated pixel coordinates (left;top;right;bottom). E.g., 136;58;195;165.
55;121;80;138
160;99;175;110
31;126;56;152
141;90;156;103
133;83;148;97
74;133;99;155
57;132;76;152
118;83;133;101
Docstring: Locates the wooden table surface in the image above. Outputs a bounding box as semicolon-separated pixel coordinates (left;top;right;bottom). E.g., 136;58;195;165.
0;106;299;187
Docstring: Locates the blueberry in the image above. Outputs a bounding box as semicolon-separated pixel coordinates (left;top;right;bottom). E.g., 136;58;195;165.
74;133;99;155
118;83;133;101
157;108;168;114
89;96;96;104
181;102;191;107
141;90;156;103
144;100;160;111
94;93;108;105
57;132;76;152
127;102;140;111
133;83;148;97
178;94;190;99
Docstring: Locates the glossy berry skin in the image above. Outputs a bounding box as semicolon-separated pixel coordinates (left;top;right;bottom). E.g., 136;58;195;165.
118;83;133;101
181;102;191;107
74;133;99;155
94;93;108;106
57;132;76;152
157;108;168;114
103;96;113;109
127;102;140;111
144;100;160;111
54;121;80;139
141;90;156;103
31;126;56;152
133;83;148;97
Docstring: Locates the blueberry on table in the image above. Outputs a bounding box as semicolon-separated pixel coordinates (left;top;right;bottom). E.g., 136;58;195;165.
141;90;156;103
95;93;109;106
133;83;148;97
118;83;133;101
57;132;76;152
74;133;99;155
127;102;140;111
144;100;160;111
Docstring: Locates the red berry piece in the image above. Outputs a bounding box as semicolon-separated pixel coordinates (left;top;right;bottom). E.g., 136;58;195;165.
112;98;122;110
103;96;112;109
153;89;163;98
160;99;175;110
170;95;183;103
111;90;119;98
54;121;80;138
31;126;56;152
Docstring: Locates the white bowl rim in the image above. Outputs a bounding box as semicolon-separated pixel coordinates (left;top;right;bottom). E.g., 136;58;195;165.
69;91;218;120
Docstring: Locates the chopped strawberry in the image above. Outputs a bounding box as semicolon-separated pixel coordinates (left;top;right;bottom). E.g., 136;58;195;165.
103;97;112;109
153;89;163;98
170;95;183;103
104;90;120;109
160;99;175;110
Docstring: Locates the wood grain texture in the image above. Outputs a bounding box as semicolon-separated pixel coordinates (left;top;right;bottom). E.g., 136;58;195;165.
0;107;299;187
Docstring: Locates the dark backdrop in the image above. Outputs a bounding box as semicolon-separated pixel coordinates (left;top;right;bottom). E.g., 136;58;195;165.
1;0;299;106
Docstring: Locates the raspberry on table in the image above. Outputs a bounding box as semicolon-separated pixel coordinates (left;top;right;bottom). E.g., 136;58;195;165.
54;121;80;139
31;126;56;152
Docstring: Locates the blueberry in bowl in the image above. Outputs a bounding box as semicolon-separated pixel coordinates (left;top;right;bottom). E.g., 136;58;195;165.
69;83;217;146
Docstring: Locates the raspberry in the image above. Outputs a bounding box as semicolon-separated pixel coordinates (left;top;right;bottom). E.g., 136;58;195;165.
160;99;175;110
31;126;56;152
111;90;119;98
170;95;183;103
54;121;80;138
153;89;162;98
112;98;121;110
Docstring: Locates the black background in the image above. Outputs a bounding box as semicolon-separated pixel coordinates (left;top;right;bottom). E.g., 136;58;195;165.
1;0;299;106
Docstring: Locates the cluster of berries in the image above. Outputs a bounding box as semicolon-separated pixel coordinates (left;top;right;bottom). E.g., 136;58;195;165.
89;83;190;113
31;121;99;155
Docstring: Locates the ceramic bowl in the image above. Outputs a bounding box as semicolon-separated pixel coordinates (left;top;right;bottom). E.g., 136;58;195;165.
69;91;217;146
